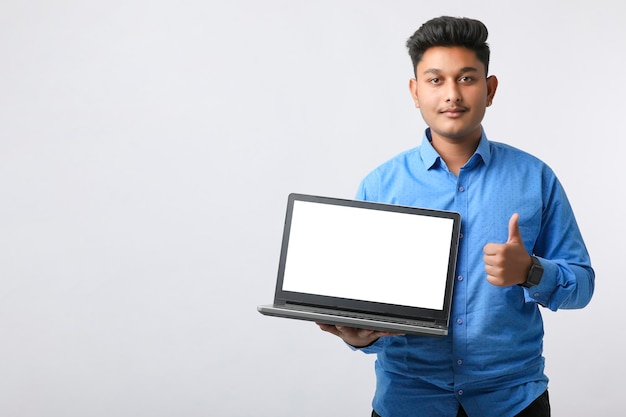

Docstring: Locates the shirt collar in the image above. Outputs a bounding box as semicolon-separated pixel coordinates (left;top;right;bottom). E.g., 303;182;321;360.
419;128;492;170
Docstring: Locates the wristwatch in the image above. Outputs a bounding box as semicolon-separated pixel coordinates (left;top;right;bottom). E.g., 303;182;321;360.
519;255;544;288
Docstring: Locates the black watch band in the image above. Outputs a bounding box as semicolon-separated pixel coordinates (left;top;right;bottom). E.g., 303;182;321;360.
519;255;544;288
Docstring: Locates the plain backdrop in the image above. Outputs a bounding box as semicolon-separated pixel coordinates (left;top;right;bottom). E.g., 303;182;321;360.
0;1;622;416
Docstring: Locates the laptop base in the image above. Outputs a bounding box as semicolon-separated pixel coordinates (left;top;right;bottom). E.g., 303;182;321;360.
257;304;448;337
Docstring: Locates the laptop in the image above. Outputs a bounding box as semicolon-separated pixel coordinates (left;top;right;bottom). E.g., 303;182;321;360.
257;193;461;337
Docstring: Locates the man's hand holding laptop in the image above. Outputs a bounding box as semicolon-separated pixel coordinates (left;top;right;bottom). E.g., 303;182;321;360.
316;323;404;348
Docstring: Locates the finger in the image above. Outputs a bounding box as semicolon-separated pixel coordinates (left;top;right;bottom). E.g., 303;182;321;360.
483;242;501;257
484;263;502;277
336;325;362;336
319;323;403;339
354;328;404;338
338;326;382;340
317;323;342;336
507;213;522;244
486;273;505;287
352;327;376;338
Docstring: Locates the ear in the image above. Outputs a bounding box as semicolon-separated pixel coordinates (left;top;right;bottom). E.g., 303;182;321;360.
408;78;420;108
486;75;498;107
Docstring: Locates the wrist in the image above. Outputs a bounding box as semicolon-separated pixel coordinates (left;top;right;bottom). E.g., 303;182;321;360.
519;255;544;288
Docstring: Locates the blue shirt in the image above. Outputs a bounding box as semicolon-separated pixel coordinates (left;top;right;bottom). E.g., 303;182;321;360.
355;129;594;417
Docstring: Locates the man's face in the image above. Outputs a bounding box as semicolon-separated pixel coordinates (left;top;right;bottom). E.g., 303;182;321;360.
409;46;497;145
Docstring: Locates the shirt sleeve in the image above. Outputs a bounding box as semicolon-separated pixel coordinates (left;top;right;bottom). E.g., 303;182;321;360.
524;172;595;311
355;174;374;202
346;335;387;354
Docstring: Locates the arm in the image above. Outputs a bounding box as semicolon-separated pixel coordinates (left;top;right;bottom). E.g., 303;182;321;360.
527;176;595;311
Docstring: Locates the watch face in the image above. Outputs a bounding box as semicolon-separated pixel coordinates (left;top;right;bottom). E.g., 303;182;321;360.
526;256;544;287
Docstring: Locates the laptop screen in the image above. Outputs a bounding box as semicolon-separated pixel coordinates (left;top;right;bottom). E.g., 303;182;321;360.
274;194;461;321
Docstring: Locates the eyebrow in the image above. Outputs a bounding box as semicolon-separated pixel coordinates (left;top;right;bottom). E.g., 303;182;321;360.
421;66;480;76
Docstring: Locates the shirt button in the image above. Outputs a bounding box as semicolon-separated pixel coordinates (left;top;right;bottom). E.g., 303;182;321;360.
457;318;463;325
458;390;464;396
459;232;464;239
458;186;465;192
457;275;464;281
533;292;540;298
457;359;463;365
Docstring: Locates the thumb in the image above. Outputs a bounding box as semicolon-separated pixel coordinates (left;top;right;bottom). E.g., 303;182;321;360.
507;213;522;244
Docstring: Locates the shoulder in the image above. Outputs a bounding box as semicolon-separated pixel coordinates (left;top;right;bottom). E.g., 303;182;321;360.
364;146;422;178
356;146;423;201
487;141;563;196
489;141;553;171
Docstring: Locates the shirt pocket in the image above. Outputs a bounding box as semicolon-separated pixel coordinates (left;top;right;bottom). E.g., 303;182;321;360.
483;203;542;253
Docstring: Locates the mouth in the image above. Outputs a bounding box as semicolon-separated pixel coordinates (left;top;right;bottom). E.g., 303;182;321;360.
440;107;468;117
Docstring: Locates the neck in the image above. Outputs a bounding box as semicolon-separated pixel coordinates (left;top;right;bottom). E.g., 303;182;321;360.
430;133;481;176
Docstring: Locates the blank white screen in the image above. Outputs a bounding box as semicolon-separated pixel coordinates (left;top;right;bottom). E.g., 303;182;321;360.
282;200;454;310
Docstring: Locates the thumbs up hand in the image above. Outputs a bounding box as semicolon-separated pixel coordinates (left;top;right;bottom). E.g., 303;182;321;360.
483;213;533;287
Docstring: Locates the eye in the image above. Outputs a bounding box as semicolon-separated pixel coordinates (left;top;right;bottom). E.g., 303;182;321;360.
459;76;475;83
428;77;441;85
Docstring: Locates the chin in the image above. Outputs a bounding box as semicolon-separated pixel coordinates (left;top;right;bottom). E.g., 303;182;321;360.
432;125;482;142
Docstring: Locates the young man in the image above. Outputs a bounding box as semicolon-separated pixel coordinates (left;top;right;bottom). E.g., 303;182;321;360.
318;16;594;417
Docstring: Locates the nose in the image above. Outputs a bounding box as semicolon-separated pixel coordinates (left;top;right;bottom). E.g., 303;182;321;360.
445;83;462;103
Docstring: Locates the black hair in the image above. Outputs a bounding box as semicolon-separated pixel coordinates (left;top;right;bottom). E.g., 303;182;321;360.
406;16;490;76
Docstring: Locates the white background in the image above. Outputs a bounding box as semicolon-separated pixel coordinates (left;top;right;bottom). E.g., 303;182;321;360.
0;1;621;416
